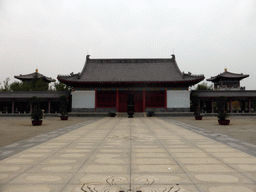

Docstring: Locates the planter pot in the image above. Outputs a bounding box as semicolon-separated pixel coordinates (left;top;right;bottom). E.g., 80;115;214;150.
147;112;154;117
109;113;116;117
127;112;134;118
195;116;202;120
32;120;42;126
218;120;230;125
60;116;68;120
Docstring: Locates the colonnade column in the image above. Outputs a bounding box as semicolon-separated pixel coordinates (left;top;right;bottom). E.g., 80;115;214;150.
165;89;167;112
95;89;97;112
229;99;233;113
116;89;119;112
12;99;15;114
211;99;214;113
143;89;146;112
48;99;51;114
249;98;251;113
30;103;33;114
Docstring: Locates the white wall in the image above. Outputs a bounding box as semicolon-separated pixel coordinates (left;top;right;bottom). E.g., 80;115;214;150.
72;91;95;109
167;90;190;108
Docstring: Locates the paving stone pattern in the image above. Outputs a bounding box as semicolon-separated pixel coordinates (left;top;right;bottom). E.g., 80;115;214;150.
0;117;256;191
0;117;102;160
161;117;256;157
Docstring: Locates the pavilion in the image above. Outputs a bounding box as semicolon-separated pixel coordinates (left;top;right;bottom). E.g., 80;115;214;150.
192;69;256;113
14;69;55;84
207;68;249;90
0;70;66;114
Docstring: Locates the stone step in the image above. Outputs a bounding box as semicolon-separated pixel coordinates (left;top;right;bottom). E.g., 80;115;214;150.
116;112;146;117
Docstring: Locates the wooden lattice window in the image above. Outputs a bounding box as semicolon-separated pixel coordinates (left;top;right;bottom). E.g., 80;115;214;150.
97;91;116;108
146;91;165;108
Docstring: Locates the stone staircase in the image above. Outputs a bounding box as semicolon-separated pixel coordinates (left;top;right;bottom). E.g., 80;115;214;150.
116;112;147;117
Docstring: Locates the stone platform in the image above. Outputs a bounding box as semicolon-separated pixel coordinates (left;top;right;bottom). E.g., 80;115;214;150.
0;117;256;191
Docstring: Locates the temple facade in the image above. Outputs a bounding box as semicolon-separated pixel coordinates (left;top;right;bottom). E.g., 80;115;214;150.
58;55;204;113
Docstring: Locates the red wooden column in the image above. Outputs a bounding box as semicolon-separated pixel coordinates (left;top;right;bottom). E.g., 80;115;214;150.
165;89;167;111
95;89;97;112
30;103;33;114
143;89;146;112
116;89;119;112
12;99;15;114
229;99;233;113
48;99;51;114
211;99;214;113
249;98;252;113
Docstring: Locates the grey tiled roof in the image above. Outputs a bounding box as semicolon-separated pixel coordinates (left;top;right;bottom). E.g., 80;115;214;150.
207;71;249;82
0;91;69;99
14;72;55;82
192;90;256;98
58;55;204;84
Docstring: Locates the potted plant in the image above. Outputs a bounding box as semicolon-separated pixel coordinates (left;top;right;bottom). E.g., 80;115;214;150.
31;96;43;125
191;94;202;120
109;112;116;117
216;96;230;125
59;95;68;120
147;111;154;117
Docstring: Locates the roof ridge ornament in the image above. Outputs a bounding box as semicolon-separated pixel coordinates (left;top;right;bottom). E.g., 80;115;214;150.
171;54;175;62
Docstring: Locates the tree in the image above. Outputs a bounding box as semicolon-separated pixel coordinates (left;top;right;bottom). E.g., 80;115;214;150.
10;79;48;91
10;82;22;91
54;81;71;92
1;78;10;91
196;82;213;90
30;74;48;91
10;81;30;91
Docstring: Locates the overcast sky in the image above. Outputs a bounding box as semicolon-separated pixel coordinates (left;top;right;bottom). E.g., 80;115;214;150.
1;0;255;89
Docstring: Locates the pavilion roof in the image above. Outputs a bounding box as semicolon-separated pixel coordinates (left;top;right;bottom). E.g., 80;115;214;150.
14;70;55;83
0;91;69;99
58;55;204;86
192;90;256;98
207;69;249;82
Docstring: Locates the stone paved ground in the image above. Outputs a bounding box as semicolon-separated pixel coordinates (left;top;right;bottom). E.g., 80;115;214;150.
0;117;256;191
166;116;256;144
162;116;256;157
0;117;102;160
0;116;97;147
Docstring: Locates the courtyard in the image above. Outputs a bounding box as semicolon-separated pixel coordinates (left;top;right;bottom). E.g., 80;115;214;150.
0;116;256;191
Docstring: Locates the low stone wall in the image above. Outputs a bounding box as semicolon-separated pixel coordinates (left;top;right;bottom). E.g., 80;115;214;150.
167;108;190;112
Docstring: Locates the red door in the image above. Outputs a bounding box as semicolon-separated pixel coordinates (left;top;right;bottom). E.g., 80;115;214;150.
134;92;143;112
118;91;143;112
119;93;127;112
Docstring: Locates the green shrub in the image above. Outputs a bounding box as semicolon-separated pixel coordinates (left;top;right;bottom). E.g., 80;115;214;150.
31;96;42;121
216;96;229;120
59;95;68;117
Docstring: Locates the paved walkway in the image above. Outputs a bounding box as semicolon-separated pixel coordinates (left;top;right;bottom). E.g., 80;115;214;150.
1;117;256;192
161;117;256;157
